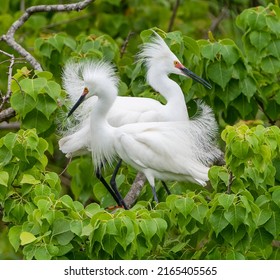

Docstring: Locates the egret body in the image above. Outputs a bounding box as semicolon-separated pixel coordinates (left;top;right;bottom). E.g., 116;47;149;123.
67;61;219;202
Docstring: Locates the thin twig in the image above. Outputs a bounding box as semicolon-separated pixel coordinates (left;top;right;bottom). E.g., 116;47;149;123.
0;50;15;111
0;0;94;70
227;171;234;194
168;0;180;32
120;31;135;58
254;97;276;126
205;6;229;38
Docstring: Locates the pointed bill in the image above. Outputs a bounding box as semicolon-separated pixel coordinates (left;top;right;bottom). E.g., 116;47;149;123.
180;67;212;89
67;87;89;117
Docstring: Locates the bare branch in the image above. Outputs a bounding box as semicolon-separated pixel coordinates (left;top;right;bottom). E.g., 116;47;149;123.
124;172;146;208
205;6;229;38
0;0;94;70
0;121;20;130
168;0;180;32
0;107;16;123
120;31;135;58
0;50;15;111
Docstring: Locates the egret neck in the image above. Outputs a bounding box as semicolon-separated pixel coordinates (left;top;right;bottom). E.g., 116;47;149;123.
147;68;189;121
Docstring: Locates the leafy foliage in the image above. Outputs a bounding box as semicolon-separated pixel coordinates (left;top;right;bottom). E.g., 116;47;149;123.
0;1;280;260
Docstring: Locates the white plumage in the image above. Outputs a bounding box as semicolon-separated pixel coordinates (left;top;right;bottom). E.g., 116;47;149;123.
63;61;219;202
59;32;214;160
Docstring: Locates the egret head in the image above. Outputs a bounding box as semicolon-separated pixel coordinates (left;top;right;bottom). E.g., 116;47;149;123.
65;60;118;117
138;32;212;89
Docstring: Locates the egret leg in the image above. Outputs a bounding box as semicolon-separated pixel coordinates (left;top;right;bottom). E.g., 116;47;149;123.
110;159;128;210
95;167;122;207
151;185;159;203
162;181;171;195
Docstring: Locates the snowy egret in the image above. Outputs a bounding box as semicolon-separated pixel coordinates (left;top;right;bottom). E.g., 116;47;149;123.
63;61;221;203
59;33;219;205
59;33;212;158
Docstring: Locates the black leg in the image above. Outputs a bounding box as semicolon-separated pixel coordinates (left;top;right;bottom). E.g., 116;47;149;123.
110;159;128;210
162;181;171;195
95;167;122;207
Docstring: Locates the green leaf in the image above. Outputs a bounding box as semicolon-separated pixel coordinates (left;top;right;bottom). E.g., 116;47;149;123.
48;35;65;53
20;231;37;245
174;197;195;218
267;39;280;58
220;43;240;66
153;218;167;240
207;61;233;90
247;10;266;30
224;205;246;231
200;42;221;61
44;81;61;100
232;94;254;119
46;244;59;256
37;199;51;214
209;209;229;235
240;76;257;100
261;56;280;73
264;212;280;237
252;228;274;249
249;31;271;51
272;189;280;208
70;220;83;236
35;71;53;80
218;80;241;107
184;36;200;57
231;140;249;159
190;204;208;224
221;225;247;247
36;94;57;120
34;246;52;260
55;231;74;246
139;219;157;240
218;193;235;211
10;90;36;118
8;226;22;251
20;174;41;185
255;209;272;227
0;171;9;187
225;250;245;260
22;109;52;134
52;218;71;236
20;78;47;99
3;132;17;150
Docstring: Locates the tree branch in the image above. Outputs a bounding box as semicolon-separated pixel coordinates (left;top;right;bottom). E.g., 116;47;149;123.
124;172;147;208
168;0;180;32
205;6;229;38
120;31;135;58
0;50;15;111
0;107;16;122
0;0;94;70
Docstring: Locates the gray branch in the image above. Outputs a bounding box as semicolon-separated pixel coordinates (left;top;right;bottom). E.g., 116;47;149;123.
0;0;94;70
0;50;14;111
124;172;147;208
0;108;16;123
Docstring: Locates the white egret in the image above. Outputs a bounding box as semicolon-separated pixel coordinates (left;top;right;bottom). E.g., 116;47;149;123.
59;33;221;206
59;33;212;158
67;61;220;203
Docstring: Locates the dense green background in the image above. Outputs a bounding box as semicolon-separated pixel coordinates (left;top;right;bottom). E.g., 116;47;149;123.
1;0;280;260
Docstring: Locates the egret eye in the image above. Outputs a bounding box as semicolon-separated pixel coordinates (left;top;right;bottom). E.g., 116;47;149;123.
174;61;180;68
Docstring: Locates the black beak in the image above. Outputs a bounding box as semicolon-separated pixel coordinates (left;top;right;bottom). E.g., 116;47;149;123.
67;87;89;118
180;67;212;89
